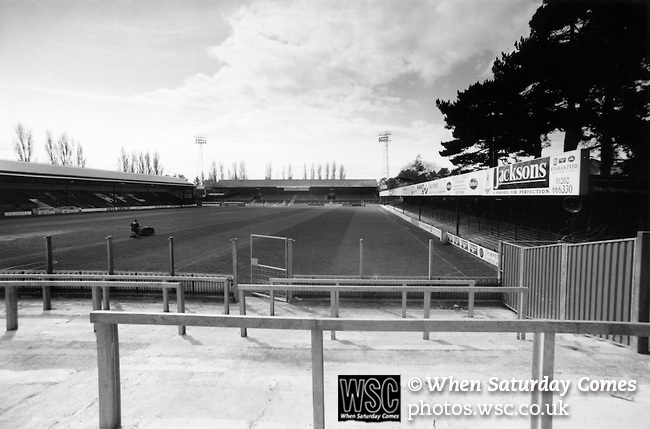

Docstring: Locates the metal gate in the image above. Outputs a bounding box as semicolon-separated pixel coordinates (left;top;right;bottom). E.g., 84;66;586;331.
501;237;638;345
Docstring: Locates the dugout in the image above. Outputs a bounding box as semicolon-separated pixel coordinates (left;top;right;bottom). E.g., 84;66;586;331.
0;159;194;215
206;179;379;205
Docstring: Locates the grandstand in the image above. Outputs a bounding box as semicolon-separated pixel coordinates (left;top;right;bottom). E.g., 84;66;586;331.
205;179;379;206
0;159;194;216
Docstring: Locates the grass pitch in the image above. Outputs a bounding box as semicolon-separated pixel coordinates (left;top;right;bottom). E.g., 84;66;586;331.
0;206;496;282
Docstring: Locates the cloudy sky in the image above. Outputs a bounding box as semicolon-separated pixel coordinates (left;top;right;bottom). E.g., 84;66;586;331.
0;0;544;180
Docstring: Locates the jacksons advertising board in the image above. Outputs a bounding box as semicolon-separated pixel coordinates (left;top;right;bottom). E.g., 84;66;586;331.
380;149;589;198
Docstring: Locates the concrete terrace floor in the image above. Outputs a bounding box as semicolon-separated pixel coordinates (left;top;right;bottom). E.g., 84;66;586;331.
1;296;650;429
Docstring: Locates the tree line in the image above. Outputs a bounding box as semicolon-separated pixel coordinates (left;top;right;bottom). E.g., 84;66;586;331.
13;123;86;167
383;154;451;189
117;147;164;175
436;0;648;177
202;160;347;186
12;123;169;176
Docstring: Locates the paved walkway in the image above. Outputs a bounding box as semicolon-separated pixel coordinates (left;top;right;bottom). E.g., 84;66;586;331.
2;297;650;428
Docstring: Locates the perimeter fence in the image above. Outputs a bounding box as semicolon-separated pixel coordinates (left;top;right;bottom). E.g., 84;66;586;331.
500;232;648;350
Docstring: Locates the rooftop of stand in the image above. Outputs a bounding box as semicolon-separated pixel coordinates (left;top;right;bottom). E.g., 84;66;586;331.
213;179;378;188
0;159;192;188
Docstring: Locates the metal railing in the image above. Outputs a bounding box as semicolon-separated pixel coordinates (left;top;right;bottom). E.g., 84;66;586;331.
90;311;650;429
0;273;232;314
1;281;185;334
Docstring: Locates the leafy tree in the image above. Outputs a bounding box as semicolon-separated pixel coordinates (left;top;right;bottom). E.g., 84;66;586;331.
437;80;518;170
522;0;649;174
437;0;649;176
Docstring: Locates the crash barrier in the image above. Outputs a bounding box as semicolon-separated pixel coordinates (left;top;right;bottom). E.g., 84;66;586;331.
89;311;650;429
238;279;528;340
287;275;501;300
0;272;233;315
7;234;236;302
1;281;185;334
500;231;650;353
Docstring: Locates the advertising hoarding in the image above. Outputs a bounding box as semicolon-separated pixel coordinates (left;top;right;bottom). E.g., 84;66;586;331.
380;149;589;198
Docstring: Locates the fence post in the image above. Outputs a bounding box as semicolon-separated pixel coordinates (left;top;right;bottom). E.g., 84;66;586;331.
164;237;173;313
5;286;18;331
331;284;339;340
540;333;556;429
468;280;475;318
423;291;431;340
168;237;175;276
177;284;186;336
497;241;503;284
104;236;113;310
287;238;293;303
558;244;569;320
270;289;275;316
96;322;121;429
359;239;364;279
530;333;542;429
231;238;239;305
428;239;434;280
518;246;526;340
311;329;325;429
43;236;52;310
632;231;650;354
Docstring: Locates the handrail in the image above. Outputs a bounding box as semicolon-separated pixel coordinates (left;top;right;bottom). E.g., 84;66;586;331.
90;310;650;429
1;281;185;334
237;281;528;340
0;273;229;282
269;277;476;285
0;272;232;314
90;311;650;335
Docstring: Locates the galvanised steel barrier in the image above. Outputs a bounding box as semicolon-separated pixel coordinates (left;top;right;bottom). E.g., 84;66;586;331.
500;232;649;351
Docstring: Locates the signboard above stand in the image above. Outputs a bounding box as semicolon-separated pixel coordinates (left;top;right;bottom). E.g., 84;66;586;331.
380;149;590;198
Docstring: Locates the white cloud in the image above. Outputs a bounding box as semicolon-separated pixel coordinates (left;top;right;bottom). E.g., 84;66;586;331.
0;0;540;179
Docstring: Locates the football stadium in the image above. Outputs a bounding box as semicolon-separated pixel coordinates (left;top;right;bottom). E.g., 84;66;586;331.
1;150;649;429
1;1;649;428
